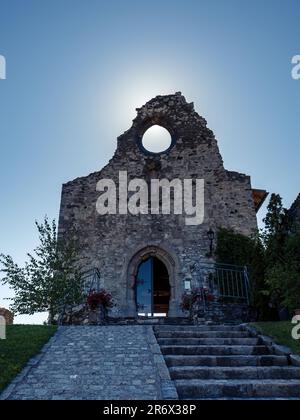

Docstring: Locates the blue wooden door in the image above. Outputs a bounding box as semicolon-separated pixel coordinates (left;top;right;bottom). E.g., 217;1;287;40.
136;258;153;316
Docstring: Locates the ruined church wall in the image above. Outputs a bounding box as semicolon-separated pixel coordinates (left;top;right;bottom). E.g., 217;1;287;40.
58;93;258;316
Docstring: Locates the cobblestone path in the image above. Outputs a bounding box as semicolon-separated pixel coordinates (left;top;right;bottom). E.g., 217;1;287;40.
1;326;177;400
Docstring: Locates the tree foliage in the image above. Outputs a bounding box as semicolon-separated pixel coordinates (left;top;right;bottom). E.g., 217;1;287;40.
262;195;300;313
215;193;300;319
262;193;290;266
215;228;267;318
0;217;84;323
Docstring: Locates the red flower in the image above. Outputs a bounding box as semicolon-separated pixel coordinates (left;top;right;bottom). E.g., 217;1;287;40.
87;289;114;310
180;287;215;311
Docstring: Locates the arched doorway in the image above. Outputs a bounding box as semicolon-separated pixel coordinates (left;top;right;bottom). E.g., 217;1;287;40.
136;256;171;317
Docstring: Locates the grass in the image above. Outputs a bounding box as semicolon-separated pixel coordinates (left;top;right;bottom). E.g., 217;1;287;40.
0;325;57;392
251;322;300;355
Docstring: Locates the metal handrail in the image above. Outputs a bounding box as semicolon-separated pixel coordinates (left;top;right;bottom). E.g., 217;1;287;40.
83;268;102;293
195;262;250;305
57;267;102;325
243;266;250;305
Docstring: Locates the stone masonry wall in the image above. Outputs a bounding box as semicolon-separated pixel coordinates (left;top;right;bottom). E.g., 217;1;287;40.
58;92;258;318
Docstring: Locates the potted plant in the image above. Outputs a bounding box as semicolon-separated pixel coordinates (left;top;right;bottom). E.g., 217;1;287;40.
86;289;114;324
180;287;215;321
295;309;300;316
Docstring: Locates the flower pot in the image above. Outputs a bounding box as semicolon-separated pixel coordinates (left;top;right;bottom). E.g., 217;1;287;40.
295;309;300;316
88;309;99;325
88;305;107;325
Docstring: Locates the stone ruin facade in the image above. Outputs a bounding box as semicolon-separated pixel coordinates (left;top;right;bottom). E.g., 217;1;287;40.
58;92;266;321
0;307;14;325
289;193;300;225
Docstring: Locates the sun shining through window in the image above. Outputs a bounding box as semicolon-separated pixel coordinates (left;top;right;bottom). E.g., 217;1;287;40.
142;125;172;153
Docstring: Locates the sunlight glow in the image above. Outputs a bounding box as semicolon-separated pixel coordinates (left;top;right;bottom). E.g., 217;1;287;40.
142;125;172;153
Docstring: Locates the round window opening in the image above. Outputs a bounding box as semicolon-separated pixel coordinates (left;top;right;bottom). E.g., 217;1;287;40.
141;125;172;154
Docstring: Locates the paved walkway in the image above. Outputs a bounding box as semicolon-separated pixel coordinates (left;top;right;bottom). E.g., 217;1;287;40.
1;326;177;400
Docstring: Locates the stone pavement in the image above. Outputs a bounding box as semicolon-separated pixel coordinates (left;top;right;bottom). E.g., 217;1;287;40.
1;326;177;400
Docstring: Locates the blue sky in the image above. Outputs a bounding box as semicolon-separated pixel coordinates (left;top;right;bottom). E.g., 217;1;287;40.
0;0;299;323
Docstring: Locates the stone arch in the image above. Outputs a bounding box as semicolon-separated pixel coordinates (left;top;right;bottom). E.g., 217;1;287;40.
137;115;176;137
125;244;182;317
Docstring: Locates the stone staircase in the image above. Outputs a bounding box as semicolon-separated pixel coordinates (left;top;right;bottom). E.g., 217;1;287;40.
154;324;300;400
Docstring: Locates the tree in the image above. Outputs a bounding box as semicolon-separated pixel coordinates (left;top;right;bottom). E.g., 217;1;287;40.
264;229;300;313
262;193;300;315
215;228;268;319
263;194;286;237
262;193;289;265
0;217;84;324
213;194;300;319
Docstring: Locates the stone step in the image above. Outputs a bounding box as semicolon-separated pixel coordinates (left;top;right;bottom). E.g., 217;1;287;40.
169;366;300;380
187;398;300;400
155;325;242;332
157;338;259;346
175;379;300;399
161;345;270;356
164;355;288;367
156;331;252;339
156;324;300;399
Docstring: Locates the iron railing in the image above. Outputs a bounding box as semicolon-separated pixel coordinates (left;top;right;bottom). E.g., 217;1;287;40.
82;268;102;293
57;268;102;325
196;263;250;305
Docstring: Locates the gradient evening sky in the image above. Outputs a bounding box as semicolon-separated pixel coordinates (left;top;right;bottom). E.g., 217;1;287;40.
0;0;299;324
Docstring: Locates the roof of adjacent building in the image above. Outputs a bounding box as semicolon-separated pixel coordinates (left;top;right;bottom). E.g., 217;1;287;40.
252;189;269;213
